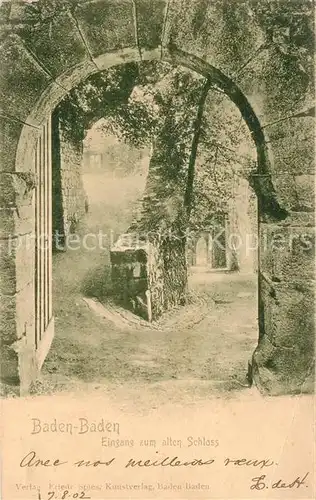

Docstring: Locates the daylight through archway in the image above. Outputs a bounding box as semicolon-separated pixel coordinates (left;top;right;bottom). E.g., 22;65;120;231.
30;60;261;393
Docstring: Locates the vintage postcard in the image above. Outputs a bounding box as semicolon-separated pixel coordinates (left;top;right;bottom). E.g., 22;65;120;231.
0;0;315;499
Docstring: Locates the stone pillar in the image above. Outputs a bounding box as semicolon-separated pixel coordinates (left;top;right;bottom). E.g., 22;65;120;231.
110;234;150;319
52;107;87;250
0;167;37;395
251;115;315;395
196;236;208;267
83;151;90;170
251;219;315;394
211;218;228;269
226;178;257;273
110;233;173;322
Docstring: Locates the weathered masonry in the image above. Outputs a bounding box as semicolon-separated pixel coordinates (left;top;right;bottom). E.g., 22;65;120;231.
51;107;87;249
0;0;314;396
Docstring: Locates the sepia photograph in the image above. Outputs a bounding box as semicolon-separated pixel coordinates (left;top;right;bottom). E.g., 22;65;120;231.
0;0;315;498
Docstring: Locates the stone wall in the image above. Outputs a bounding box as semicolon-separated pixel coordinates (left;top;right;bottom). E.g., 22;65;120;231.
52;108;86;249
187;233;210;268
0;168;37;394
187;229;226;270
110;234;150;319
227;177;258;273
110;232;187;322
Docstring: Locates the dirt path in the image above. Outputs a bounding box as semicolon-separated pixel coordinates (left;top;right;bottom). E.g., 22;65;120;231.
35;252;258;402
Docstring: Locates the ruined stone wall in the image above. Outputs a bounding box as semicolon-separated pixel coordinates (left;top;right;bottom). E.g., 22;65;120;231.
110;234;166;322
0;168;37;393
52;109;86;247
110;232;187;322
58;130;86;237
110;235;149;319
227;177;257;273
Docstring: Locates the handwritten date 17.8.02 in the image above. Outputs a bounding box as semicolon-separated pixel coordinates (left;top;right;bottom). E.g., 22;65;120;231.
39;491;90;500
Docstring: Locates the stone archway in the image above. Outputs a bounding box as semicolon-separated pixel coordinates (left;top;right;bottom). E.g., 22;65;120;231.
0;0;314;396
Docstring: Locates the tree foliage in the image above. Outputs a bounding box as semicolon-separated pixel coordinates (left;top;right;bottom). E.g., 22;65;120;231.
57;59;257;233
55;62;141;145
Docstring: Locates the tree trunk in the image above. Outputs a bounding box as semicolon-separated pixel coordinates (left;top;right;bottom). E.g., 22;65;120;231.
184;79;212;219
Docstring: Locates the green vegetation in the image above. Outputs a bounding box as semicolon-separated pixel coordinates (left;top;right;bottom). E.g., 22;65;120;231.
56;60;256;235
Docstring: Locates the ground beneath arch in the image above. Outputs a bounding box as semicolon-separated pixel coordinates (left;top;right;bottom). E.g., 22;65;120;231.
33;251;259;403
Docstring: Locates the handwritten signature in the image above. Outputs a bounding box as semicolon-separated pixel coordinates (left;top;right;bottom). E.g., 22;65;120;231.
251;473;309;490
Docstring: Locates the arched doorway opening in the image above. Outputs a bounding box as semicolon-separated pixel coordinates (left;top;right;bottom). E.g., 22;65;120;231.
51;118;151;352
183;85;259;388
13;50;285;395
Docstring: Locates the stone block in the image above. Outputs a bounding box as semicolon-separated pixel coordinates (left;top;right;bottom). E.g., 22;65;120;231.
0;234;34;294
251;334;314;396
18;10;88;79
258;47;312;121
15;124;41;174
16;333;39;396
0;34;52;123
271;175;304;213
0;344;19;386
0;2;11;22
0;116;23;173
259;277;314;350
0;293;17;344
16;282;35;344
166;0;265;77
134;0;166;49
110;244;149;319
294;174;314;211
259;224;315;281
0;172;35;209
0;205;34;239
234;48;270;121
279;211;314;228
75;0;135;58
110;227;188;321
147;240;164;319
111;248;148;265
109;233;178;321
266;117;314;177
